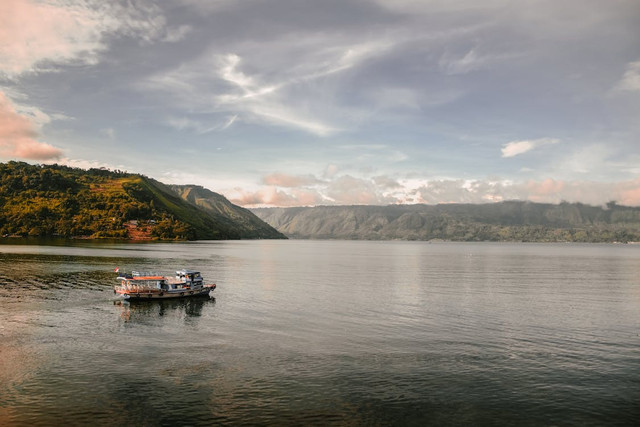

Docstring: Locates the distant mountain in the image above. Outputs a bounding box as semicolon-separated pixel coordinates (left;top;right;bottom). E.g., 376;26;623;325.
0;161;285;240
252;202;640;242
170;184;286;239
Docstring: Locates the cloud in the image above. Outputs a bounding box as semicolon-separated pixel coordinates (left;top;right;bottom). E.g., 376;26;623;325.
226;170;640;208
339;144;408;164
210;50;350;135
162;25;193;43
373;175;402;189
439;49;491;75
438;47;523;76
51;157;127;171
0;0;166;77
414;179;499;204
411;177;640;207
373;0;510;14
0;0;100;76
323;164;340;179
325;175;397;205
618;178;640;206
554;143;613;176
615;60;640;92
0;91;62;160
229;172;398;207
220;114;238;130
140;32;397;136
231;186;325;207
262;173;322;188
166;115;239;134
501;138;560;158
143;50;340;136
522;178;640;206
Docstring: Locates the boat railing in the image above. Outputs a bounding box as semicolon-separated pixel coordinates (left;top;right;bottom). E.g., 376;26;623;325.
116;281;162;292
132;271;161;277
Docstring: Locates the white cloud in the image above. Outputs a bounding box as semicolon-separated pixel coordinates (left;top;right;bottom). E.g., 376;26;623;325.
262;172;323;188
0;0;166;77
555;143;612;176
144;50;340;136
221;170;640;208
166;114;239;134
218;54;256;90
52;157;127;171
439;49;483;75
408;177;640;207
501;138;560;158
502;140;535;157
615;61;640;92
140;33;397;136
220;114;238;130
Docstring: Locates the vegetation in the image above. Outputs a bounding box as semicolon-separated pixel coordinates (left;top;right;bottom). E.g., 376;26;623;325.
0;161;285;240
252;202;640;243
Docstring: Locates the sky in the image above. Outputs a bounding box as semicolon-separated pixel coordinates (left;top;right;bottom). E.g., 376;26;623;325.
1;0;640;207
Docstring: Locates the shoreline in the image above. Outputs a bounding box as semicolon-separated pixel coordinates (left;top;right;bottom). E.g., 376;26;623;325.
1;235;639;245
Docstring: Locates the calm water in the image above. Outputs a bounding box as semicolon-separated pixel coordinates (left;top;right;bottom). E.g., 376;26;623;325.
0;240;639;426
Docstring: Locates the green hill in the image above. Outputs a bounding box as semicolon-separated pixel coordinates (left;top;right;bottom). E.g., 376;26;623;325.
0;161;285;240
252;202;640;242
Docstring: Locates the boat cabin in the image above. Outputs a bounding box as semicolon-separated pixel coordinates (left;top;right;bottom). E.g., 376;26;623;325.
175;269;203;284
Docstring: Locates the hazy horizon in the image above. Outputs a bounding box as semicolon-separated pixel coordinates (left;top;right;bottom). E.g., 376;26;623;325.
1;0;639;207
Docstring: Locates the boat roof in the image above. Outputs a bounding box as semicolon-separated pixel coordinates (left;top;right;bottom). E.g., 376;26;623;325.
176;269;200;275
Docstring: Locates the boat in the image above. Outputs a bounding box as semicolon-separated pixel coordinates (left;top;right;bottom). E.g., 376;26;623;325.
114;269;216;300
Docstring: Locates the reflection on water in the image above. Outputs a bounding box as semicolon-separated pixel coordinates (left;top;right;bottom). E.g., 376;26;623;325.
1;240;640;425
115;297;216;323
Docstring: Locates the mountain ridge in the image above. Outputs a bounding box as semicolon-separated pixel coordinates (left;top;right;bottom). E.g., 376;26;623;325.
170;184;287;239
251;202;640;242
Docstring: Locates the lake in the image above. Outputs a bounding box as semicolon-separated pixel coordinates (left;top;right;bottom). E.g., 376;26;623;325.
1;240;639;425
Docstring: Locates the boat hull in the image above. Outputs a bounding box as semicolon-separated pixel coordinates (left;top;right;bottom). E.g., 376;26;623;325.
115;285;216;301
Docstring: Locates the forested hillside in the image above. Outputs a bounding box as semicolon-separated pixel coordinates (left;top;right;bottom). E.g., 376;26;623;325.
0;162;284;240
252;202;640;242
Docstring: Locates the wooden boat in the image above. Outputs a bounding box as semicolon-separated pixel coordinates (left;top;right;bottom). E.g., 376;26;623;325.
114;269;216;300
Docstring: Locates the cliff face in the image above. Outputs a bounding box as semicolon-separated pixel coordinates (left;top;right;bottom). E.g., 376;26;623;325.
0;161;285;240
251;202;640;242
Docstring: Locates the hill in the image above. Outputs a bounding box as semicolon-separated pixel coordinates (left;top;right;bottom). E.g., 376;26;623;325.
251;202;640;242
170;184;286;239
0;161;285;240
